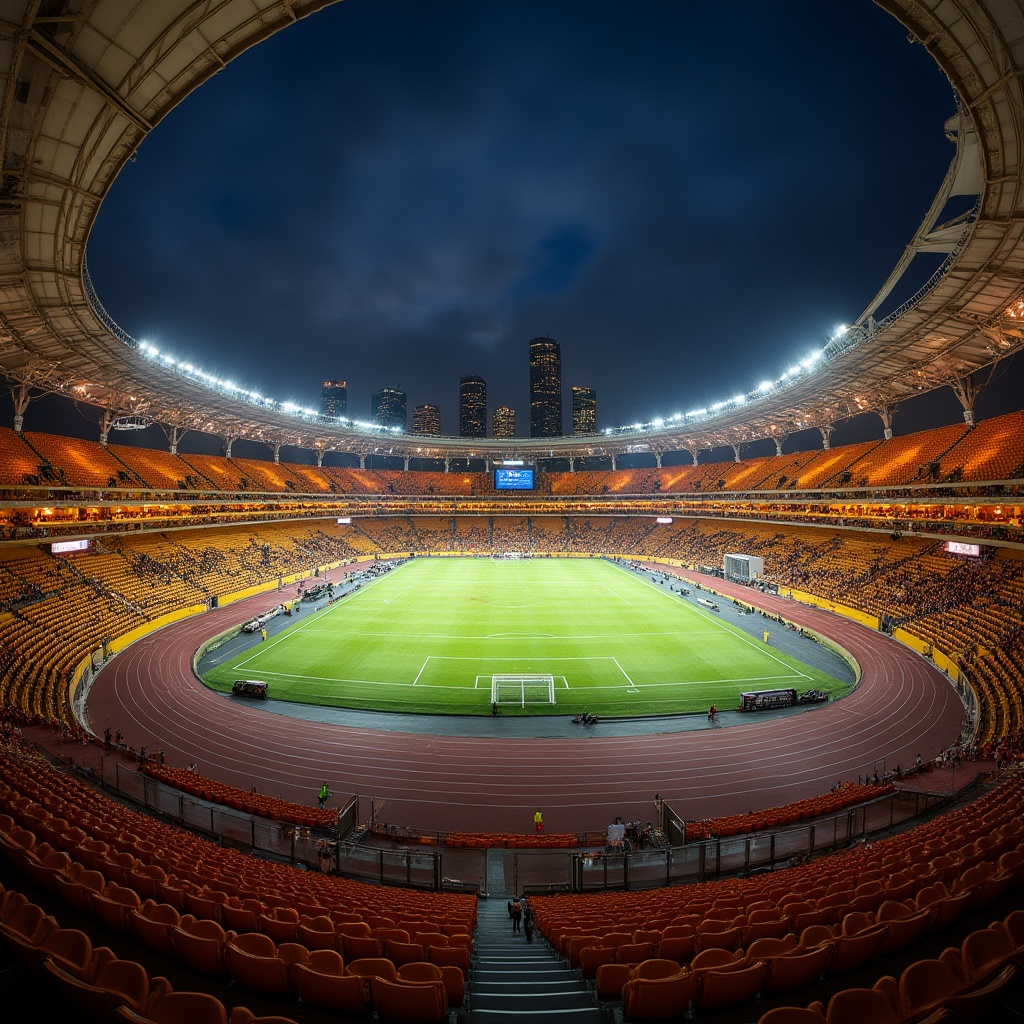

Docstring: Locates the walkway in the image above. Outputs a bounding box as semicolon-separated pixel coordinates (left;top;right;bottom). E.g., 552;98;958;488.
468;897;610;1024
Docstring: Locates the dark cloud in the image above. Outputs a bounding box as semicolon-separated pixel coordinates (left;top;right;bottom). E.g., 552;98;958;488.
85;0;980;437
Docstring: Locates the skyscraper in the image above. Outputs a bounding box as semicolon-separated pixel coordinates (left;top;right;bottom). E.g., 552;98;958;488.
320;379;347;418
492;406;516;438
370;387;407;429
529;336;562;437
412;403;441;435
459;375;487;437
572;386;597;435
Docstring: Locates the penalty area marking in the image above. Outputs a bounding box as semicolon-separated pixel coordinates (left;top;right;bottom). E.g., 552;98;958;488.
612;656;640;693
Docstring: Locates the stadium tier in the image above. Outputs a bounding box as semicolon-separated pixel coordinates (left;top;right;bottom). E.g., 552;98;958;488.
1;412;1023;499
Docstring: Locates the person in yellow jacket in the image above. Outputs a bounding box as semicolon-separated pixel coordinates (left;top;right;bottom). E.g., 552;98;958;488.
534;808;543;832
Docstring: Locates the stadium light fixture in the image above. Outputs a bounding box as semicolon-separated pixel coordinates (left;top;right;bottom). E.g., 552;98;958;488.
128;307;855;439
656;516;673;524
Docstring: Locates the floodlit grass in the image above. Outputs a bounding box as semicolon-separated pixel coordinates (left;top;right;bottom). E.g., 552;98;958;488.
201;558;850;717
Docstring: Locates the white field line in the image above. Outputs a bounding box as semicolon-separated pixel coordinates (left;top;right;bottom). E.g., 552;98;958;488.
610;562;812;681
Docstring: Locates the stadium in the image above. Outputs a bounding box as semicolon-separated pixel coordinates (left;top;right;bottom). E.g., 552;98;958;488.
1;1;1024;1022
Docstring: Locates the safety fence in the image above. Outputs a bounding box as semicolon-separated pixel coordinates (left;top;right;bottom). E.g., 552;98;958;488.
65;750;970;896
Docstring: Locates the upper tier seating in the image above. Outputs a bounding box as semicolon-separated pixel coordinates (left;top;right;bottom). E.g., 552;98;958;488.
0;407;1020;500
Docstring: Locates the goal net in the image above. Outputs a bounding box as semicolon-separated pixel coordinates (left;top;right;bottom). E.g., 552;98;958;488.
491;673;556;707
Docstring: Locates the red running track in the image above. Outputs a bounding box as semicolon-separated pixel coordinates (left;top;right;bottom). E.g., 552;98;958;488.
83;566;964;835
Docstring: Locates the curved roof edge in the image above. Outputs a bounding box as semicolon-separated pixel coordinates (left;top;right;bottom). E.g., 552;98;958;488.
1;0;1023;460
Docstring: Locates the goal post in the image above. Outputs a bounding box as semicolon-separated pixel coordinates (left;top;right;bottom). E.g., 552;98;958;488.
490;673;556;707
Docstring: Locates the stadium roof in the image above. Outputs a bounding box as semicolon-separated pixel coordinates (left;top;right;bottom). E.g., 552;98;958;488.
1;0;1023;461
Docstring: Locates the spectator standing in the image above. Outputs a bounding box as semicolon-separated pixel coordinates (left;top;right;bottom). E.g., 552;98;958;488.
534;808;544;832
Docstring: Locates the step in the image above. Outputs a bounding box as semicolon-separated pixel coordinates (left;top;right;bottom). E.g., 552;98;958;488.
468;897;610;1023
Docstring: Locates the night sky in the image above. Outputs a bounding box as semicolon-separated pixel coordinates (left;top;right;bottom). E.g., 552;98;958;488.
73;0;1016;450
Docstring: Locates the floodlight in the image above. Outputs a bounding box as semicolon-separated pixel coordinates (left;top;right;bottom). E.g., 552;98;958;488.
757;380;773;392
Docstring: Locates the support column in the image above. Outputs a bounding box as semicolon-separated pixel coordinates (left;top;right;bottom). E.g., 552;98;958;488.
223;436;236;459
774;438;784;457
569;456;575;473
731;444;741;464
654;451;662;469
611;454;617;471
99;408;116;447
949;375;981;428
876;406;896;440
691;451;699;468
403;456;410;472
273;442;281;464
818;425;833;450
10;380;32;434
359;454;366;470
315;448;325;468
168;426;185;456
444;457;450;473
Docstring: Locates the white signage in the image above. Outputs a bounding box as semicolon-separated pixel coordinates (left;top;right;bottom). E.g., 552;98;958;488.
50;539;90;554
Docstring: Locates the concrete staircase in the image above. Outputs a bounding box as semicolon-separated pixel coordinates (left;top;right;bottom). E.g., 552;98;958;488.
468;897;610;1023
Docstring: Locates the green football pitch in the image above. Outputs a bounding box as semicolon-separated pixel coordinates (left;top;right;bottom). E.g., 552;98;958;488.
201;558;850;716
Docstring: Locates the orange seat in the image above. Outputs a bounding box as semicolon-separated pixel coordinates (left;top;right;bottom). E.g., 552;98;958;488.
341;933;382;960
386;939;425;967
298;915;337;950
89;883;142;934
295;950;370;1013
622;972;693;1021
115;989;229;1024
370;975;447;1023
427;943;469;973
693;958;766;1011
43;955;166;1019
129;902;182;957
171;918;232;976
258;907;299;944
595;962;634;1001
762;944;833;993
580;943;617;979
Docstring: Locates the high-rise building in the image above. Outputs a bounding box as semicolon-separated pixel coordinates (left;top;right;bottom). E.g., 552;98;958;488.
529;336;562;437
492;406;516;438
572;385;597;435
412;403;441;435
459;375;487;438
320;379;347;418
370;386;407;429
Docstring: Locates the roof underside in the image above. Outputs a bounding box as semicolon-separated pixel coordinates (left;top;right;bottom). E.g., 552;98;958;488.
1;0;1023;459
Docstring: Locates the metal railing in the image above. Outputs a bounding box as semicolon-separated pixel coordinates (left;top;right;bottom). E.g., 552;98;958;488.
66;749;970;896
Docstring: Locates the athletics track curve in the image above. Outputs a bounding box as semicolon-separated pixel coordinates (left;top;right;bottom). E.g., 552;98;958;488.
83;564;964;836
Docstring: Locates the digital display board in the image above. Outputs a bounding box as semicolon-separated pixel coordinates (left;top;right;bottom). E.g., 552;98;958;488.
494;468;534;491
945;540;980;557
50;539;90;554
